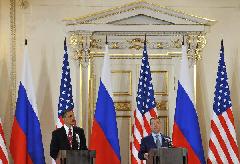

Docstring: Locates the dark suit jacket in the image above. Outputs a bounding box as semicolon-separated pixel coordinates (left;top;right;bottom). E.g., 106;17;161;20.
138;133;171;160
50;126;88;160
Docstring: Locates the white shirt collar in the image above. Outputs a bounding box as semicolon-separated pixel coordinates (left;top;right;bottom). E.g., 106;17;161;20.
152;132;162;144
64;124;73;136
152;132;161;137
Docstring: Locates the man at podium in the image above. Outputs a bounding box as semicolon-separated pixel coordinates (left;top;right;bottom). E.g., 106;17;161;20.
138;117;172;160
50;109;88;160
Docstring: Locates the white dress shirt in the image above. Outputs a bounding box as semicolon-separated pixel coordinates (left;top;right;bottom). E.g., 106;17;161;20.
64;124;73;137
152;132;162;146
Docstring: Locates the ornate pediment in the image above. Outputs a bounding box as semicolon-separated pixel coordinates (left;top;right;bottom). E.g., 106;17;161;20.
64;0;214;26
109;14;172;25
64;0;215;66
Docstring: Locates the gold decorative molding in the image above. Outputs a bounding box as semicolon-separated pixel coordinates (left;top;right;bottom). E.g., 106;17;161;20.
92;52;181;59
156;42;164;49
88;57;96;142
114;102;131;111
18;0;29;9
172;38;182;48
186;33;207;61
127;38;145;50
151;71;168;96
111;70;132;96
68;33;93;67
64;1;215;25
91;38;102;49
158;115;169;136
110;42;120;49
156;101;168;111
10;0;16;119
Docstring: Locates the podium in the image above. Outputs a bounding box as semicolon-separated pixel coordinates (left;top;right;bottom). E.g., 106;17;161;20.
57;150;96;164
147;148;187;164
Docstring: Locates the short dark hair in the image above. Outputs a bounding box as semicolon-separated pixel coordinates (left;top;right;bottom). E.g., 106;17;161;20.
150;117;161;125
61;109;73;118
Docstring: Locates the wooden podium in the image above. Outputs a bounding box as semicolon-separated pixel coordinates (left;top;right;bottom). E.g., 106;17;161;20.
147;148;187;164
57;150;96;164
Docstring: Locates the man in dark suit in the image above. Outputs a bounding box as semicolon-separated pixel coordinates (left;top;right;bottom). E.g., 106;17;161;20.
50;109;88;160
138;117;172;160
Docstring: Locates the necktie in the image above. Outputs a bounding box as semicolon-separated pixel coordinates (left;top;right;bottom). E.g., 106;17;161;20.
156;135;161;148
68;128;73;148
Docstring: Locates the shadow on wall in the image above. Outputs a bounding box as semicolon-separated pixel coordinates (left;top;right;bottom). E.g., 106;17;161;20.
0;58;12;156
230;50;240;154
37;46;55;163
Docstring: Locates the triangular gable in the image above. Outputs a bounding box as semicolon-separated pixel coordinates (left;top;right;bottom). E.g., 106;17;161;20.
64;1;215;26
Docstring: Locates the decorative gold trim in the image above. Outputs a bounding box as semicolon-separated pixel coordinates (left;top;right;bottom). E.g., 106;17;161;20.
151;71;168;96
114;102;131;111
186;33;207;61
127;38;145;50
156;101;168;111
194;64;197;105
18;0;29;9
92;52;182;59
64;0;215;25
111;70;132;96
79;64;83;128
158;116;169;136
10;0;16;122
88;57;95;143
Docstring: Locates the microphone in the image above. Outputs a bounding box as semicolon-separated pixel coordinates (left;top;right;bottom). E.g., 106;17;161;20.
165;137;173;148
76;134;80;150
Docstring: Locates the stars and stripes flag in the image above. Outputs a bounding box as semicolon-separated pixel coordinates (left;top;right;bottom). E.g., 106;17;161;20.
207;40;239;163
0;118;8;164
56;38;74;128
131;39;158;164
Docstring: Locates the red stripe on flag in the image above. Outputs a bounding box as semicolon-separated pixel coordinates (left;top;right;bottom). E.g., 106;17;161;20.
131;154;138;164
10;117;33;164
0;147;8;164
133;135;140;150
90;119;120;164
143;115;151;134
211;120;233;163
226;109;235;128
218;112;239;158
208;139;223;163
207;158;212;164
149;108;157;118
59;117;64;125
172;123;201;164
0;124;6;145
134;112;143;137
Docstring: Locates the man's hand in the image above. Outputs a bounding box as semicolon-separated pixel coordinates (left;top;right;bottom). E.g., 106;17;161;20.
144;153;149;160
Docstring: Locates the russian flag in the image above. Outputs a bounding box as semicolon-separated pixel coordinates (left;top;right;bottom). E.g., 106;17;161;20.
172;44;205;164
10;40;45;164
90;44;121;164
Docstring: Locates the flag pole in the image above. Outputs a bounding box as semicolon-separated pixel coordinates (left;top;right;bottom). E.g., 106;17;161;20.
182;35;184;45
105;35;108;45
144;34;146;44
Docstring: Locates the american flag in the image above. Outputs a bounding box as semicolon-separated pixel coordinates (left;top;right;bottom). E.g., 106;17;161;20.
56;38;74;128
0;118;8;164
131;40;158;164
207;40;239;163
